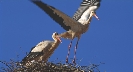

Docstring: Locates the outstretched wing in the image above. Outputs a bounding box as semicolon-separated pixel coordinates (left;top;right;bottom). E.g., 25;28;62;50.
73;0;101;21
30;0;80;31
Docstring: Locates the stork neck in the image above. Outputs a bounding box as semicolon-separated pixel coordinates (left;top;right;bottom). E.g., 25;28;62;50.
42;38;60;62
86;15;93;24
78;15;93;25
78;6;97;21
54;39;60;43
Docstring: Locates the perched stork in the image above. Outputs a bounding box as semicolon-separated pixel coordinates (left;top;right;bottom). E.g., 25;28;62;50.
30;0;101;64
22;32;62;66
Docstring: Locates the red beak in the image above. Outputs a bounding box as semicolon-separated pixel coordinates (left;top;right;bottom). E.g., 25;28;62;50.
56;36;62;43
93;13;99;20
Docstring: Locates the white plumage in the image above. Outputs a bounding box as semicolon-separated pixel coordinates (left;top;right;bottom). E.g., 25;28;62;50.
31;41;54;52
22;32;61;65
30;0;101;64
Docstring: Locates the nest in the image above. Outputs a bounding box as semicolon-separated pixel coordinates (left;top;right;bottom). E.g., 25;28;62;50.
0;59;103;72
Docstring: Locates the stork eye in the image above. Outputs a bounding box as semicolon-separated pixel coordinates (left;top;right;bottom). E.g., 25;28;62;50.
55;33;58;35
54;32;58;35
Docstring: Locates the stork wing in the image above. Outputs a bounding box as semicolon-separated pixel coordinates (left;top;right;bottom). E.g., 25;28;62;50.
22;46;43;62
22;51;43;62
30;0;80;31
73;0;101;21
22;40;53;62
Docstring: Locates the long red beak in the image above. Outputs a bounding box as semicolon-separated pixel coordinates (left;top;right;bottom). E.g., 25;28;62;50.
56;36;62;43
93;13;99;20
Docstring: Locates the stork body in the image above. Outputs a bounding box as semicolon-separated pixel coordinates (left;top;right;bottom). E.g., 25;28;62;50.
22;32;61;65
30;0;101;64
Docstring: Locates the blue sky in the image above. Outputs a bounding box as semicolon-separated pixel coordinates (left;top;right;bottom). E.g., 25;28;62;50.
1;0;133;72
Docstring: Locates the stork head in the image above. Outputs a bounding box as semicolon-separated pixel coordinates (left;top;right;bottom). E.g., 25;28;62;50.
52;32;62;43
90;11;99;20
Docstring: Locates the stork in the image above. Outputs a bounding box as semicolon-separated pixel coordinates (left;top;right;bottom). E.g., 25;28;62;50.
30;0;101;64
22;32;62;66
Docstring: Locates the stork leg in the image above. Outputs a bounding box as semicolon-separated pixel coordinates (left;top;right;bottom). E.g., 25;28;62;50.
72;36;80;64
58;31;73;63
66;40;73;63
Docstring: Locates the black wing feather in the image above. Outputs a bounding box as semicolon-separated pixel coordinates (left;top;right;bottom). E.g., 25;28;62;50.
73;0;101;21
30;0;71;31
22;52;43;62
22;46;44;62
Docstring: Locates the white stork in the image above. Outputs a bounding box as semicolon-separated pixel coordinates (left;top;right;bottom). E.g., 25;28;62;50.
30;0;101;64
22;32;62;65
